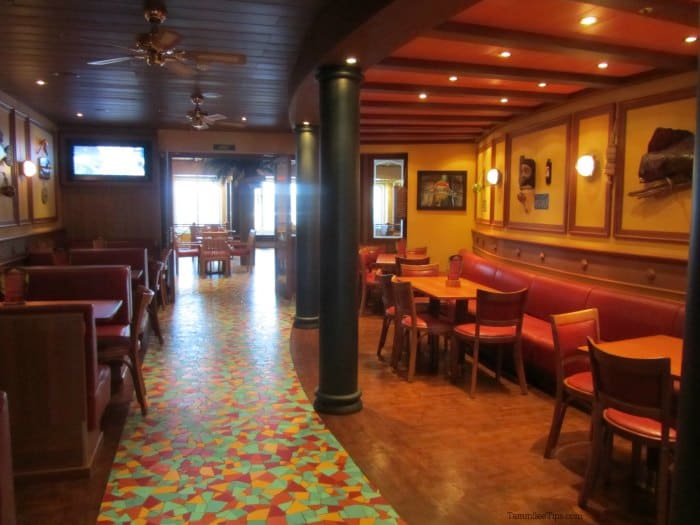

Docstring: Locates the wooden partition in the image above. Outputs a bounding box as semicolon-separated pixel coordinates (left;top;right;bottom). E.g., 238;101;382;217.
0;309;102;478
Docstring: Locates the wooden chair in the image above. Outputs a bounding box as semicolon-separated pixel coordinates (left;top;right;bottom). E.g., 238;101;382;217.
399;263;439;277
450;288;529;397
395;255;430;276
406;246;428;256
579;338;675;525
173;232;200;274
0;391;16;525
358;246;384;315
147;260;165;344
376;273;396;360
391;280;452;382
199;236;231;276
154;247;172;309
544;308;599;459
229;228;256;272
98;285;154;416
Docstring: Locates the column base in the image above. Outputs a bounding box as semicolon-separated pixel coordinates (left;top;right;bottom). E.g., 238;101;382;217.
293;315;319;329
313;389;362;414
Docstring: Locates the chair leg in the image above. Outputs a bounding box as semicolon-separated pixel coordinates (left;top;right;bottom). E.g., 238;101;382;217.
377;314;391;359
495;344;503;382
126;353;148;416
359;283;368;316
390;324;403;370
513;341;528;395
407;329;418;382
579;416;606;508
148;303;164;344
469;340;480;398
656;446;671;525
544;395;569;459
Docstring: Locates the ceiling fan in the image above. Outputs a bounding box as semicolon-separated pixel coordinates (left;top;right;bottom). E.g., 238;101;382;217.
87;1;246;75
186;93;245;131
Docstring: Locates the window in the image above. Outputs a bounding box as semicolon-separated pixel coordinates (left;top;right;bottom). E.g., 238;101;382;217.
254;176;275;235
174;176;223;225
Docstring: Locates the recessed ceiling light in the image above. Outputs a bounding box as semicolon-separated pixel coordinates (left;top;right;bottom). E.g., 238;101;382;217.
537;82;547;88
499;51;511;58
345;56;357;65
500;97;509;104
418;92;428;100
76;112;84;118
241;116;247;122
685;35;697;43
597;61;609;69
302;121;310;126
448;75;458;82
580;16;598;26
36;79;46;86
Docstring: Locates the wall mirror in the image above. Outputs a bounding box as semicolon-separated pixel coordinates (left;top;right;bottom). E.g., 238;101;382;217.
372;157;406;239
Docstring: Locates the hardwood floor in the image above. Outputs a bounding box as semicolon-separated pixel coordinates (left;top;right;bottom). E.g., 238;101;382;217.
292;314;658;525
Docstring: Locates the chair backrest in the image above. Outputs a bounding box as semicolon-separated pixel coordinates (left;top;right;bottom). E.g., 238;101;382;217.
395;238;407;257
201;236;230;253
246;228;256;250
400;263;439;277
407;246;428;256
587;337;673;426
550;308;600;383
377;273;395;312
148;259;165;293
132;285;155;342
392;280;417;325
475;288;528;330
395;256;430;275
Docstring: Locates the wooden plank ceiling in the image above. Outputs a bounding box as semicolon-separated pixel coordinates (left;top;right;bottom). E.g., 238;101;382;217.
0;0;696;144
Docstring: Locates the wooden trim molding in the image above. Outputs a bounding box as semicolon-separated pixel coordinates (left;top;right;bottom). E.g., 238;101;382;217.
505;116;570;234
613;88;695;243
568;104;614;237
472;230;687;301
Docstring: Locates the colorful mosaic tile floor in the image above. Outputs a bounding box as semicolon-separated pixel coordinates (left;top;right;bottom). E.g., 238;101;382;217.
98;251;403;524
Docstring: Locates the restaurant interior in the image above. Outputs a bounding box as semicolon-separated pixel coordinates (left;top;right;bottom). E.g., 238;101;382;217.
0;1;698;524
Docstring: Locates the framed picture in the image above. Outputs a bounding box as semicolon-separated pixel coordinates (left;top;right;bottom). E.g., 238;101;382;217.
38;156;52;179
417;170;467;210
519;156;536;189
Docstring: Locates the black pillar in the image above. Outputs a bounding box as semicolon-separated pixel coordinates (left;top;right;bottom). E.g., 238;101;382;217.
670;23;700;523
293;123;320;329
314;64;363;414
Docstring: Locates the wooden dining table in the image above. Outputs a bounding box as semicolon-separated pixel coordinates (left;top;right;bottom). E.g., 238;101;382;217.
398;275;496;323
2;299;124;322
580;334;683;379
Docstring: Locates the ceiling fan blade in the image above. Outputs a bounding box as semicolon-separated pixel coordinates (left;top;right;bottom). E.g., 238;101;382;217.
167;58;195;77
205;113;227;122
189;51;247;66
88;56;135;66
151;28;181;51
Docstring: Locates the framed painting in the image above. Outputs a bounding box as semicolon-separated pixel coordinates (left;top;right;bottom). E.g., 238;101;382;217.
417;170;467;211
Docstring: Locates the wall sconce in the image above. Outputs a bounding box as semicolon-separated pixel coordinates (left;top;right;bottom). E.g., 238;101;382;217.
21;160;37;177
486;168;501;185
575;154;596;177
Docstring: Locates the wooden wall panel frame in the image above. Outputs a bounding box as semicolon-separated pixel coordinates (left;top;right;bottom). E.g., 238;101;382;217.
492;137;505;228
568;104;614;237
0;102;18;227
475;140;492;226
505;116;571;233
613;88;695;243
27;118;57;224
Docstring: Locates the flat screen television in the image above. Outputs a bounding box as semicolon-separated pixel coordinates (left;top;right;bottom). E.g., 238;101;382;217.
67;139;152;182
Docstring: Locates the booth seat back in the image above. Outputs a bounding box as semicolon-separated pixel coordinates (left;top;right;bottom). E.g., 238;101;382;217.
23;265;132;325
0;303;109;433
458;250;499;288
493;265;533;293
526;274;593;320
0;391;16;525
585;287;684;341
69;247;149;288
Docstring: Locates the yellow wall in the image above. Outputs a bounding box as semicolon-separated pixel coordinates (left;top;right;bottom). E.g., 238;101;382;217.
362;143;475;271
476;71;696;261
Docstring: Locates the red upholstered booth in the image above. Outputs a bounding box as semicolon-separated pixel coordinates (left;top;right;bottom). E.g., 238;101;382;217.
457;250;685;391
69;247;149;289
